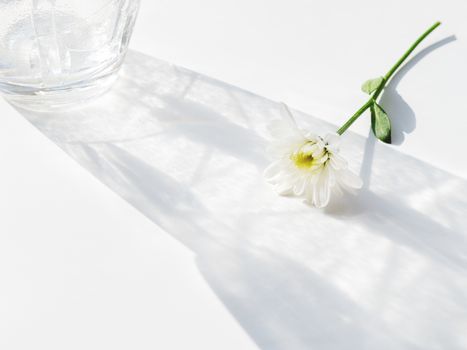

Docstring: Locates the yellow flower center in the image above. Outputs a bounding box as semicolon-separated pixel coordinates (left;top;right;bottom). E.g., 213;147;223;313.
291;142;319;169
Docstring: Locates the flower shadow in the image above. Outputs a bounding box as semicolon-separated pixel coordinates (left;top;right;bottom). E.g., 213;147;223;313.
14;50;467;350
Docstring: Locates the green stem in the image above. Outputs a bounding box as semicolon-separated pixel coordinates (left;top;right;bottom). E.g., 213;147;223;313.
336;21;441;135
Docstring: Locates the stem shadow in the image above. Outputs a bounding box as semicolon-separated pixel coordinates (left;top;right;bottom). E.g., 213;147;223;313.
380;35;456;145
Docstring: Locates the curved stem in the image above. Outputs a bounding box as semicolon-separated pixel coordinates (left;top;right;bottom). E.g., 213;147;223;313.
336;21;441;135
382;21;441;85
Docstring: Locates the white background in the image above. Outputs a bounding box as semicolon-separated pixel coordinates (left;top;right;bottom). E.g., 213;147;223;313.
1;1;467;349
133;0;467;178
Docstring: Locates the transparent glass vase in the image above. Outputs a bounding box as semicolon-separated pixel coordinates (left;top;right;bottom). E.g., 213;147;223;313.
0;0;141;111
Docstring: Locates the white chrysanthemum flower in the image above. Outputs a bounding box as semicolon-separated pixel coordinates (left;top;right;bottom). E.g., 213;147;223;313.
264;104;363;208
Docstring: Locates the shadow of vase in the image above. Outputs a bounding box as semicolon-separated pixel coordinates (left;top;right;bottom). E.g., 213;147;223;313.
13;49;467;350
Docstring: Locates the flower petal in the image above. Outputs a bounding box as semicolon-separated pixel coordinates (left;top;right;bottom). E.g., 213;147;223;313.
329;153;348;170
293;176;307;196
267;119;294;139
303;131;320;142
280;103;299;127
275;180;295;195
313;166;332;208
323;133;341;149
305;179;315;204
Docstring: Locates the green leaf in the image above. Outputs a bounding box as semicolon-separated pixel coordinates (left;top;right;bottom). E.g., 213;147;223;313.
362;76;384;94
370;102;392;143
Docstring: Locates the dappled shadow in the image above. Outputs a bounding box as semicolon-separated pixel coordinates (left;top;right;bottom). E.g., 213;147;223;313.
15;50;467;350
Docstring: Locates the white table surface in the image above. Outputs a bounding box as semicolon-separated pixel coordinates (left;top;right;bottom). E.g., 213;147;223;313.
1;1;467;349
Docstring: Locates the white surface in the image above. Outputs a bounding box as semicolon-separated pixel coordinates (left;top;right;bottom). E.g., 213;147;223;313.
0;103;257;349
132;0;467;178
1;1;467;349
